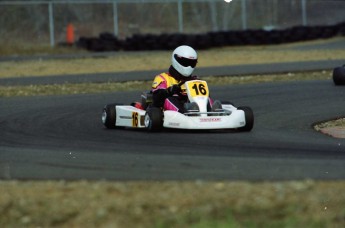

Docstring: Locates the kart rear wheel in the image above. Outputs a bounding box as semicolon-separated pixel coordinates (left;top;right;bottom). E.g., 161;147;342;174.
144;107;163;132
102;103;121;129
237;106;254;132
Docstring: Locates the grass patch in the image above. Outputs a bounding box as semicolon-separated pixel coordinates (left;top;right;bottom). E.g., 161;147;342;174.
315;118;345;131
0;71;332;97
0;41;87;57
0;81;152;97
1;180;344;228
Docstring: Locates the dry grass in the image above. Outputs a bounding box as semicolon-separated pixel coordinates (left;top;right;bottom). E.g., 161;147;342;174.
0;42;87;57
0;81;151;97
1;180;345;228
315;118;345;131
0;70;332;97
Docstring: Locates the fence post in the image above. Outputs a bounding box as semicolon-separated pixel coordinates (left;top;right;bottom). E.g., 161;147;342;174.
209;1;218;31
301;0;307;26
178;0;183;33
241;0;247;30
113;1;119;37
48;2;55;47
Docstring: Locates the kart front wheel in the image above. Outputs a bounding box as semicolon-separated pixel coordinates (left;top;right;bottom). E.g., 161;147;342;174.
102;103;121;129
144;107;163;132
237;106;254;132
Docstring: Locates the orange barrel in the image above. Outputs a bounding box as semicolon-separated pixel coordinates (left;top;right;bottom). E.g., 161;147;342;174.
66;23;75;45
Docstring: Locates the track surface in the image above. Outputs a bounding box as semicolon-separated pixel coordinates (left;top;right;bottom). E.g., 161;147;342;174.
1;80;345;180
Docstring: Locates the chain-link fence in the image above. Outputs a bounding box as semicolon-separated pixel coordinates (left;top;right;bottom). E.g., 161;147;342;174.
0;0;344;47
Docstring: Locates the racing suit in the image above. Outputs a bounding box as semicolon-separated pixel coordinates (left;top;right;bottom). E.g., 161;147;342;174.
151;66;197;113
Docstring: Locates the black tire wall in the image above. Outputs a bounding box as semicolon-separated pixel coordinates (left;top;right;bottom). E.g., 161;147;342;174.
75;22;345;52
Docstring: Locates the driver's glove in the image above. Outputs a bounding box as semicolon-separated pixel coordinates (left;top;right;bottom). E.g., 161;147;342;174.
167;84;181;95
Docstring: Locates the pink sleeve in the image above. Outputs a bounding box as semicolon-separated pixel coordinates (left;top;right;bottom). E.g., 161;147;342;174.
152;74;168;92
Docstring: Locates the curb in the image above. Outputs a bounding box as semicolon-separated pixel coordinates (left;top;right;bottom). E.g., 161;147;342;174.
320;127;345;139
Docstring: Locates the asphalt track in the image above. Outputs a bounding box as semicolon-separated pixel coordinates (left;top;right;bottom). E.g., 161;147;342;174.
1;78;345;181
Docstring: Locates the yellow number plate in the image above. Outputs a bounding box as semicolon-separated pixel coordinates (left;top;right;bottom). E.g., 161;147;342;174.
186;81;209;98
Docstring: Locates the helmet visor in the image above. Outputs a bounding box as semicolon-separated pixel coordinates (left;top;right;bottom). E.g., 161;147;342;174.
174;54;197;68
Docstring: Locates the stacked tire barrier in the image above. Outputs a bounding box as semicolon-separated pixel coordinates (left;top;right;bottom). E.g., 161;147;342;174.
76;22;345;52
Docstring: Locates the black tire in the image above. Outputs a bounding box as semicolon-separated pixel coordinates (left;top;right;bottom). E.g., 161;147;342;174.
102;103;121;129
144;107;163;132
237;106;254;132
333;65;345;85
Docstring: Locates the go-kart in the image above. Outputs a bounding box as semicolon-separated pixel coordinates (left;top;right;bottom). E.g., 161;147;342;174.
102;80;254;132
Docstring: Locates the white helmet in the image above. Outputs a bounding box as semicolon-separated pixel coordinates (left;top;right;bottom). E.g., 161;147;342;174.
171;45;198;77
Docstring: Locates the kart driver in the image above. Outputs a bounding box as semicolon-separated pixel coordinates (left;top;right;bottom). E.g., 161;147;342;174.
151;45;220;113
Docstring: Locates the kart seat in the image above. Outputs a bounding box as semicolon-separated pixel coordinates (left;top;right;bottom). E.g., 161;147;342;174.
141;91;153;110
